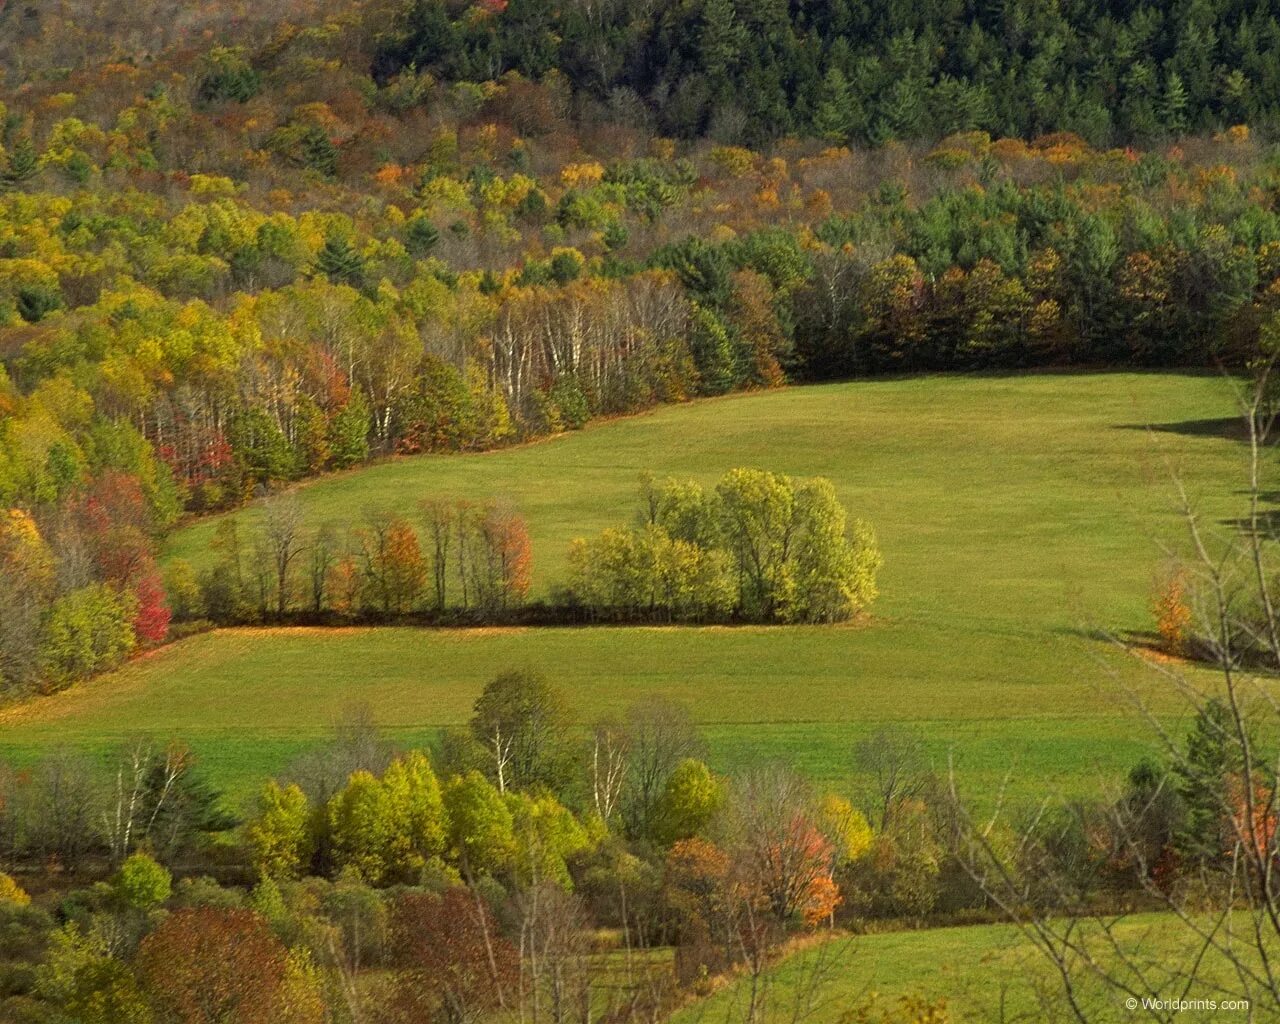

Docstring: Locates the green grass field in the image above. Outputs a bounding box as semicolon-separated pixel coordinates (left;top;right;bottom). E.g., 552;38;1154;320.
0;373;1256;806
670;914;1264;1023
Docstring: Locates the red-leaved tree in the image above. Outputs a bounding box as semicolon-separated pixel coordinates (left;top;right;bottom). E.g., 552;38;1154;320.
386;888;519;1024
136;908;319;1024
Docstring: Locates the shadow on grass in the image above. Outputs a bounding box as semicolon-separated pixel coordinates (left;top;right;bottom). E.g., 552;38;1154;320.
1114;417;1263;444
1116;418;1280;531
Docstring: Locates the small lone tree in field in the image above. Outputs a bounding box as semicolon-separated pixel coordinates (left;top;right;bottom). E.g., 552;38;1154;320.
469;670;570;793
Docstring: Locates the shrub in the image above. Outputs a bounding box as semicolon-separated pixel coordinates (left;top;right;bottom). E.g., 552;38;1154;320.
113;853;172;909
0;873;30;907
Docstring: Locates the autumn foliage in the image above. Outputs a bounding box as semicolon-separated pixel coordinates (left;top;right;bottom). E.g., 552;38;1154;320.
1153;570;1193;657
136;909;322;1024
386;888;519;1024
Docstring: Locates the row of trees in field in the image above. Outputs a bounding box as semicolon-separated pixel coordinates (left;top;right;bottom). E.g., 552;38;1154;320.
168;469;881;627
180;495;533;623
0;461;877;692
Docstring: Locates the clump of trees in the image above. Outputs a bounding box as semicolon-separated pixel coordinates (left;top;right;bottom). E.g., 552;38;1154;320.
0;739;232;873
0;675;931;1023
176;470;882;629
566;470;882;624
0;446;179;696
186;494;532;624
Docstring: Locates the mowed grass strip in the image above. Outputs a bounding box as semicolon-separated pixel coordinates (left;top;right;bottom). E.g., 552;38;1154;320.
0;373;1251;803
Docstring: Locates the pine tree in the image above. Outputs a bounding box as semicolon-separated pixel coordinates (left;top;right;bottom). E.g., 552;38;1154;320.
689;304;737;395
700;0;747;92
301;126;338;178
877;77;925;142
1161;70;1189;136
813;67;854;142
405;217;439;257
1173;698;1246;866
315;234;366;287
329;389;371;468
1;135;38;188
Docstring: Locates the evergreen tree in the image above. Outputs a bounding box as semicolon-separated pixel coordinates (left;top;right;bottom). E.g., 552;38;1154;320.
689;304;737;395
699;0;747;95
1161;71;1190;136
1173;698;1249;866
329;390;371;469
315;234;367;288
1;135;38;188
813;67;854;143
301;126;338;178
405;216;439;257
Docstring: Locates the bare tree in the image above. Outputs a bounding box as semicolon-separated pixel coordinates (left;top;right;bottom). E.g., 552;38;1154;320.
17;748;100;870
724;766;838;924
307;524;337;614
621;697;704;838
516;880;594;1024
590;716;629;822
287;703;393;804
0;574;46;690
852;726;932;831
261;492;305;616
420;496;455;611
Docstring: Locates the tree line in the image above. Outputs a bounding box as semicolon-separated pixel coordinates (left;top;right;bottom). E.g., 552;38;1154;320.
168;468;881;629
180;495;533;624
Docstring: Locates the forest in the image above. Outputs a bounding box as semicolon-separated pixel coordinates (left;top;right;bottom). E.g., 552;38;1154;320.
378;0;1280;145
1;0;1279;695
4;0;1280;1021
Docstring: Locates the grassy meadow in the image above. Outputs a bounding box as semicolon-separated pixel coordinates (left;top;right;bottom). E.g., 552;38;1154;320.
0;372;1257;805
669;913;1261;1023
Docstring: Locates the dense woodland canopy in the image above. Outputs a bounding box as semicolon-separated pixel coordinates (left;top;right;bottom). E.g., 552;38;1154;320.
378;0;1280;145
16;0;1280;148
2;0;1280;695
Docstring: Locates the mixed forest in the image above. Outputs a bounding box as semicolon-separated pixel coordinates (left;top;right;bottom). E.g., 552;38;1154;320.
4;1;1280;1022
3;0;1280;693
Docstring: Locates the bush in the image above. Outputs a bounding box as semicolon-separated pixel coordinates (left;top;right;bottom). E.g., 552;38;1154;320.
0;873;30;907
113;853;172;910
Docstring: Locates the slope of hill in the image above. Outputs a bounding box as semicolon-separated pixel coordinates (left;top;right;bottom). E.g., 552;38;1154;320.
0;373;1242;801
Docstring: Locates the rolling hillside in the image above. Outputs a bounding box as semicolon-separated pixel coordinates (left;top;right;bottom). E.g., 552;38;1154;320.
1;372;1249;803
